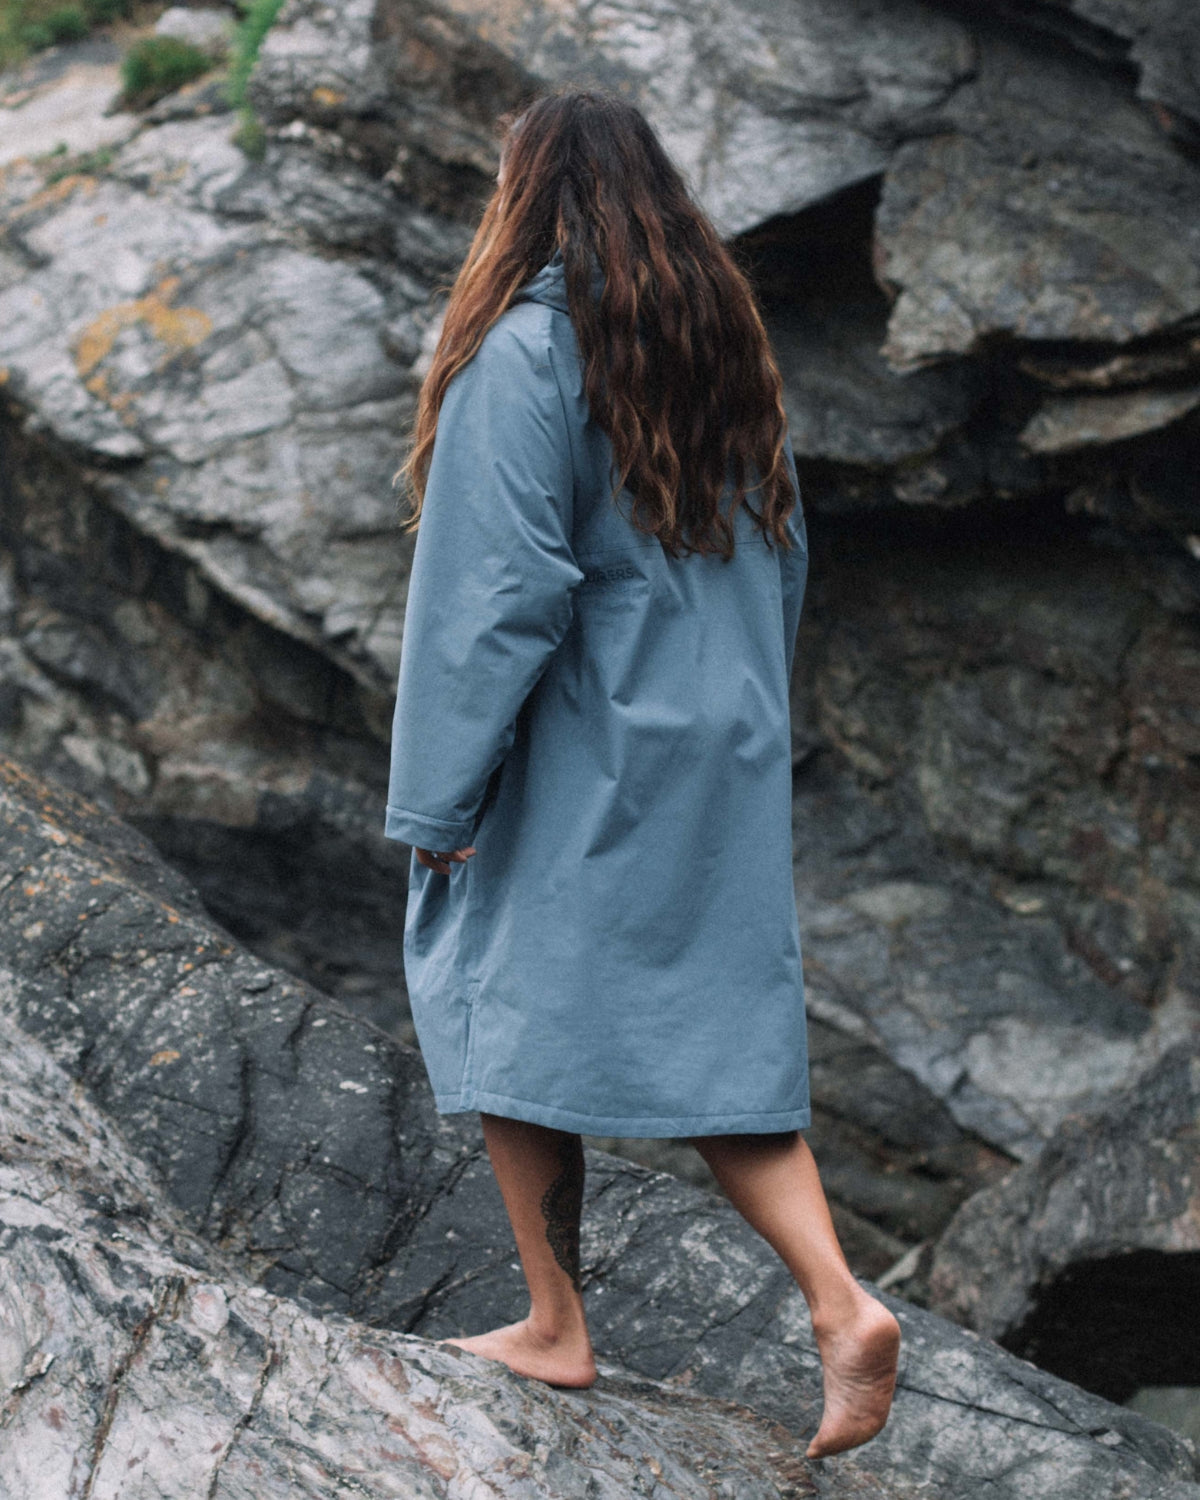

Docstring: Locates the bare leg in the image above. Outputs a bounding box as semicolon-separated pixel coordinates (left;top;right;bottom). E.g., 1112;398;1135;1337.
690;1130;900;1459
441;1112;597;1387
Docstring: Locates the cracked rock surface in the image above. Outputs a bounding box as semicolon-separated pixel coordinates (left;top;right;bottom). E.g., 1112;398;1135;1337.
2;0;1200;1288
2;753;1200;1498
1;0;1199;1452
0;1012;862;1499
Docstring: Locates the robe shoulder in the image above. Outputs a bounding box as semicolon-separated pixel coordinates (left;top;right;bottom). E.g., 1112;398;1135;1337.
472;298;569;375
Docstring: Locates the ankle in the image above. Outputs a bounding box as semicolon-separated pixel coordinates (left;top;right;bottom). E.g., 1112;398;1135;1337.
526;1299;591;1348
808;1275;875;1335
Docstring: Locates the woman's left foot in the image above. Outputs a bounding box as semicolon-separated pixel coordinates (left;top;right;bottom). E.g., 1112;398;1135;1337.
805;1292;901;1458
440;1316;597;1388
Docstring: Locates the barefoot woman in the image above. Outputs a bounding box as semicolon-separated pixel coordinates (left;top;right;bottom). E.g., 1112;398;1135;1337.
384;85;900;1459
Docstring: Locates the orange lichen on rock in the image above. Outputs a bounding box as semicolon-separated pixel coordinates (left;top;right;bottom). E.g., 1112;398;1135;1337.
73;275;213;378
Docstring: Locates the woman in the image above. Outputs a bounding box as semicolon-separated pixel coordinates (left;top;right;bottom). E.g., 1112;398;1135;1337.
384;85;900;1459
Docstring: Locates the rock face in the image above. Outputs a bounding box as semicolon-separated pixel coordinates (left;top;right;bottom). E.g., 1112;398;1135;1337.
873;20;1200;371
0;1008;868;1500
251;0;977;235
929;1043;1200;1403
999;0;1200;142
3;752;1200;1499
789;518;1200;1167
1;0;1199;1302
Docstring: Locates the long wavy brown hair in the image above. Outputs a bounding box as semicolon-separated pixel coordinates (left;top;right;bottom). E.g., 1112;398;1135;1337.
396;85;798;560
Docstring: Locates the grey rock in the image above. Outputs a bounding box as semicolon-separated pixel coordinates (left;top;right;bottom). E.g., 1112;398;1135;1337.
875;26;1200;370
0;114;449;689
253;0;977;234
1019;384;1200;453
0;1012;851;1500
2;751;1199;1499
0;56;137;169
770;297;985;471
1002;0;1200;137
0;414;414;1033
929;1044;1200;1404
154;5;236;58
788;527;1200;1163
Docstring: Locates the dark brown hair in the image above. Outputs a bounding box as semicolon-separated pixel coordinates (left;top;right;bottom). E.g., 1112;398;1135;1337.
396;84;798;559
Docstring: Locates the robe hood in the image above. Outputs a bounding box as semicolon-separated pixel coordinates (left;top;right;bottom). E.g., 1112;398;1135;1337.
514;247;605;315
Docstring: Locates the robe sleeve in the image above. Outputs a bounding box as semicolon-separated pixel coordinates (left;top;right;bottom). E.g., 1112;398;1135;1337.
778;433;809;682
384;321;583;849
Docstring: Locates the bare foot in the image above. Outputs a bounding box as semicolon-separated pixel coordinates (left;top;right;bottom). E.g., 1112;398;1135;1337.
440;1317;598;1389
806;1292;901;1458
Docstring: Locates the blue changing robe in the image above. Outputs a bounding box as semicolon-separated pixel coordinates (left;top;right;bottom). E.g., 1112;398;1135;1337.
384;251;811;1136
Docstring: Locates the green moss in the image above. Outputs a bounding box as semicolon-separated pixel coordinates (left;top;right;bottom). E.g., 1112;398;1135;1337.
119;33;211;107
226;0;286;156
38;4;87;41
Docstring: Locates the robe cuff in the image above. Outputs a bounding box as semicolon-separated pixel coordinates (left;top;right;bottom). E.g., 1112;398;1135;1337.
384;804;476;849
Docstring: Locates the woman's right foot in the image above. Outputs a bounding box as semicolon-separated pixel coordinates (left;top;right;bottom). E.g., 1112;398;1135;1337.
440;1316;598;1388
805;1292;901;1458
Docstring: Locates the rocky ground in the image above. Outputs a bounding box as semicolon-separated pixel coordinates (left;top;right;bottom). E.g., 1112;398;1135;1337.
1;0;1199;1474
2;753;1198;1498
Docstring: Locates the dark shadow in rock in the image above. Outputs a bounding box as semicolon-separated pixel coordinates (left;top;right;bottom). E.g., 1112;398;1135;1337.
127;810;415;1041
1002;1249;1200;1404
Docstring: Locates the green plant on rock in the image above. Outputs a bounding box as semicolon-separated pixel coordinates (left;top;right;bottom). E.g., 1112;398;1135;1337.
226;0;286;158
119;33;211;109
38;142;115;184
0;0;135;70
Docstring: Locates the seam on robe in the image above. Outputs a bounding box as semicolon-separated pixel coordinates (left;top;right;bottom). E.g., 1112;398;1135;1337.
457;977;483;1099
439;1086;812;1138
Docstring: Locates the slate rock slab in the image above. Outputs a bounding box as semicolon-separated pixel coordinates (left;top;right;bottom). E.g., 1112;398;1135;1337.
253;0;976;236
0;1011;857;1500
788;522;1200;1166
875;24;1200;373
3;751;1199;1499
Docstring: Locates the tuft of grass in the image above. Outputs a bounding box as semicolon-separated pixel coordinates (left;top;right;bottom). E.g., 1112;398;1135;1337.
38;141;114;183
0;0;135;70
226;0;285;158
119;32;210;108
27;4;88;44
232;108;266;159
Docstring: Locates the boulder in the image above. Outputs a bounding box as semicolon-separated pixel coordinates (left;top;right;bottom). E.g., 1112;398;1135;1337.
998;0;1200;139
929;1043;1200;1403
0;41;138;170
874;24;1200;374
787;520;1200;1170
153;6;236;60
0;110;467;689
2;752;1200;1499
0;1010;870;1499
252;0;976;234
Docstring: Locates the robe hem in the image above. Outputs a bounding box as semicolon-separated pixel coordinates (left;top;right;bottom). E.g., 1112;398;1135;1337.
431;1086;812;1138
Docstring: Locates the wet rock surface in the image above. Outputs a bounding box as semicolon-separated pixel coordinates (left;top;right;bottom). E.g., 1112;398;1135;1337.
3;752;1199;1498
